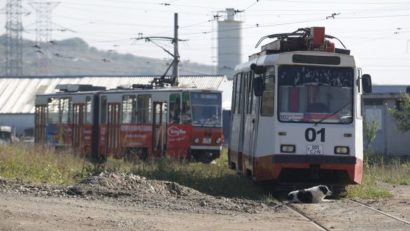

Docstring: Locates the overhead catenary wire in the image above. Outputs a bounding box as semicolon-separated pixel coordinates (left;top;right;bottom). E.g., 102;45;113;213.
5;0;409;76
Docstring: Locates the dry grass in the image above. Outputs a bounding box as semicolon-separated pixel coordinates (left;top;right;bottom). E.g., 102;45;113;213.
2;144;408;200
345;152;410;198
0;144;263;199
0;144;92;185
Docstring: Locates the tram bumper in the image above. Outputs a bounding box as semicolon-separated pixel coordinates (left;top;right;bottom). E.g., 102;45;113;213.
189;145;222;163
254;154;363;184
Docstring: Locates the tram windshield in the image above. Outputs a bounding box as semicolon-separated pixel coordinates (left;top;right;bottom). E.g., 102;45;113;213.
278;65;354;124
191;92;222;127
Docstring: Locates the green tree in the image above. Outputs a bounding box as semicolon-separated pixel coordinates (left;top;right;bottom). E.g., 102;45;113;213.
363;120;379;150
389;93;410;133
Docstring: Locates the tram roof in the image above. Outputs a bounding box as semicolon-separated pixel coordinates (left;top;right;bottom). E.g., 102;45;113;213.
0;75;228;114
235;50;355;73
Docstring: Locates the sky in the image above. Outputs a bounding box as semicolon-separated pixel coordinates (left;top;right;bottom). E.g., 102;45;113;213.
1;0;410;84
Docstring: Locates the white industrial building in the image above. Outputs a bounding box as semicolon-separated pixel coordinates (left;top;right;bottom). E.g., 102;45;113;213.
217;8;243;79
0;75;232;136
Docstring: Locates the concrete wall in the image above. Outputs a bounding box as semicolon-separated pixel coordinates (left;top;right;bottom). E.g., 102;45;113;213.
363;95;410;156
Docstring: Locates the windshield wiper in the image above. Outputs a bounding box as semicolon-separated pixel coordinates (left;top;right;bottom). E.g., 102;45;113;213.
314;101;351;126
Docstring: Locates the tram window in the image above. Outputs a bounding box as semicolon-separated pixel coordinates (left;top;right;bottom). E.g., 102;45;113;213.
60;98;71;123
169;93;181;124
232;76;237;113
235;74;242;114
278;66;354;123
122;95;136;123
85;96;92;124
357;68;362;93
137;95;152;123
100;96;107;123
247;72;254;114
47;97;60;124
357;68;362;118
181;92;191;124
261;68;275;116
243;73;249;114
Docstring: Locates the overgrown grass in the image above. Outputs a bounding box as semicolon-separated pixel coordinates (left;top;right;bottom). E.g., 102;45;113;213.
2;144;409;200
345;152;410;199
0;144;264;199
0;144;94;185
345;174;393;199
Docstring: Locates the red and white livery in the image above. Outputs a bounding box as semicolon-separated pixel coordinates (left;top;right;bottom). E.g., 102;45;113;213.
35;85;223;162
228;27;372;186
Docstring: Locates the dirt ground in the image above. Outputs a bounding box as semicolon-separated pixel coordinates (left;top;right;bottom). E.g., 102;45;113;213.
1;173;410;231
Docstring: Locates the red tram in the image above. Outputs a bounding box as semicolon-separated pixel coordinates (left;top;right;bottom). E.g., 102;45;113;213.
34;84;223;162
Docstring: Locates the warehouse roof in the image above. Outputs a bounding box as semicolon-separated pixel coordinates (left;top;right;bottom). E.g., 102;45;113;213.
0;75;231;114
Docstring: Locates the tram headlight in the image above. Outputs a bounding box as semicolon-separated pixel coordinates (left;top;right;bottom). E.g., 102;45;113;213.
194;138;200;144
280;144;296;153
216;137;222;144
335;146;350;155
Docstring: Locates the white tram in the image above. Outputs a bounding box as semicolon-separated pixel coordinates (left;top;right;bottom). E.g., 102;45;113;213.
228;27;372;185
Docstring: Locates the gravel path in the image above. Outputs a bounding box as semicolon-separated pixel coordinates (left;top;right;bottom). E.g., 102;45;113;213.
1;174;410;230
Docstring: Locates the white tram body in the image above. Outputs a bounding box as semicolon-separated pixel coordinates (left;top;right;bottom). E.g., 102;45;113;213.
228;27;372;185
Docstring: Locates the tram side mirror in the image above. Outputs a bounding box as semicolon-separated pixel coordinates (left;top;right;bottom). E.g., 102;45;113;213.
253;77;265;97
362;74;372;94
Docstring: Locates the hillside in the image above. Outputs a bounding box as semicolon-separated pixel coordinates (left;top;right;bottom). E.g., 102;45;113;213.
0;35;215;76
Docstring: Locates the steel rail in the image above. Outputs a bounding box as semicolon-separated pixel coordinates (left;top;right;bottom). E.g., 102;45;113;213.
283;202;331;231
348;199;410;226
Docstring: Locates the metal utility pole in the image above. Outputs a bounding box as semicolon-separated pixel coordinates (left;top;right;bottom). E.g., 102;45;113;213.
29;1;60;76
135;13;185;87
172;13;179;86
3;0;27;76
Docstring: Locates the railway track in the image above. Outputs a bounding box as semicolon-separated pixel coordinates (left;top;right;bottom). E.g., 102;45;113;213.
283;202;331;231
346;199;410;226
277;198;410;231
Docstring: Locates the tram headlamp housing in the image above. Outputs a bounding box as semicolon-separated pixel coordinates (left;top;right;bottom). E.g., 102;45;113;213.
216;137;222;144
335;146;350;155
194;138;200;144
280;144;296;153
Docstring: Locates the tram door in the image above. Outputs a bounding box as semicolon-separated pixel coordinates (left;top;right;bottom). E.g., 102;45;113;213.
237;74;247;172
35;105;47;144
72;104;85;155
244;73;258;174
152;102;167;157
107;103;121;157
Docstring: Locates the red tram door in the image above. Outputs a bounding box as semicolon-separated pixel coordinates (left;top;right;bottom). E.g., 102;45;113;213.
107;103;121;157
72;104;84;155
152;102;167;157
35;105;47;144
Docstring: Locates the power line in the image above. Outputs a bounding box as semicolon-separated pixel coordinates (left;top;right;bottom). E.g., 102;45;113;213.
264;0;410;5
57;1;219;13
242;0;259;11
53;14;171;28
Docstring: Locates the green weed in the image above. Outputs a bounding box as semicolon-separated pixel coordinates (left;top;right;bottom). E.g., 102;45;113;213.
345;152;410;199
0;144;93;184
2;144;409;200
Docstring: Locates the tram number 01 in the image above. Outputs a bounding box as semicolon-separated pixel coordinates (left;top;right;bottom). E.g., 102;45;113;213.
305;128;325;142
